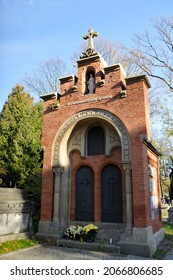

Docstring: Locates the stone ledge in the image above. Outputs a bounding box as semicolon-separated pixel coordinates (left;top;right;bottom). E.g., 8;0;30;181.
36;232;63;245
118;239;155;258
66;95;113;106
40;92;57;101
57;239;120;254
0;232;31;243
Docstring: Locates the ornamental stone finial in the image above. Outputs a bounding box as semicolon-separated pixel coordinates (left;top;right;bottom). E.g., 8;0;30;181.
80;28;99;58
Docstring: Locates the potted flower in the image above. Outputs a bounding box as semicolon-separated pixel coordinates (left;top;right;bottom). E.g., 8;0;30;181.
64;225;83;240
83;224;98;242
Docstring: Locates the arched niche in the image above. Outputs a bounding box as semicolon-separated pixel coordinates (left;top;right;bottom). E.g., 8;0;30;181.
85;67;95;94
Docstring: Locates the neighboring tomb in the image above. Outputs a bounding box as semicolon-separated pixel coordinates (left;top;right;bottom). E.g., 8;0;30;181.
0;188;31;240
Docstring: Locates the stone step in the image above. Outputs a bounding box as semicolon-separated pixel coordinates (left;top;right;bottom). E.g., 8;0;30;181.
68;222;125;242
96;228;124;242
57;239;120;254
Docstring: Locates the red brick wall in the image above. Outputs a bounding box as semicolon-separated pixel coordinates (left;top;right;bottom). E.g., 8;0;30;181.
40;55;160;232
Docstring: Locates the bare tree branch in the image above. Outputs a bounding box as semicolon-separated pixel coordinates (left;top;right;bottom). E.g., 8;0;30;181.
22;57;67;96
126;16;173;91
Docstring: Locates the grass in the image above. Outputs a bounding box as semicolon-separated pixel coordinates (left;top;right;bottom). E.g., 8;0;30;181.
0;239;40;254
162;222;173;240
153;249;166;259
153;222;173;259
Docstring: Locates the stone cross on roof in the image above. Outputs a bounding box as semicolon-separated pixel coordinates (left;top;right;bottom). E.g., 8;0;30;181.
80;28;99;58
83;28;99;50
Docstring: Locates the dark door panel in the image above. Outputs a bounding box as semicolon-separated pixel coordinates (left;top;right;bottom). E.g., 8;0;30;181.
75;166;94;221
101;165;123;223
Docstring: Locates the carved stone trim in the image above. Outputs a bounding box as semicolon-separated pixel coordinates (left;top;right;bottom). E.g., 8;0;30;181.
52;166;64;175
72;132;81;146
66;95;112;106
109;128;120;144
123;163;132;170
53;109;131;166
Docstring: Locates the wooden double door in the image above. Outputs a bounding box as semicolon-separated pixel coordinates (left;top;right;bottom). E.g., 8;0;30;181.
75;164;123;223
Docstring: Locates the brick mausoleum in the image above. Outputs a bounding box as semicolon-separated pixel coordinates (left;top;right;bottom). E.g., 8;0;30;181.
38;28;164;257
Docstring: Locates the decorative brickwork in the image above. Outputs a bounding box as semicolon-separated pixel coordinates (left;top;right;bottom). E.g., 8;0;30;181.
38;30;164;257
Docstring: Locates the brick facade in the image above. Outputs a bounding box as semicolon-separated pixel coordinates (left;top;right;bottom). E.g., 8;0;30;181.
38;32;164;256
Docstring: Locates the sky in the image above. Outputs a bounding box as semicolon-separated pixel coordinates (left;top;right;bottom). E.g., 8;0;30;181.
0;0;173;112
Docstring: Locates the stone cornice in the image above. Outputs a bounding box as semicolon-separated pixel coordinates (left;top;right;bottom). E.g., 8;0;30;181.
59;75;77;84
104;63;126;76
126;75;151;88
142;139;161;156
77;54;102;66
66;95;113;106
40;92;57;101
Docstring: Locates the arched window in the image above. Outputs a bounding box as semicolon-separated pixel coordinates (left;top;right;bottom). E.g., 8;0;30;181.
87;126;105;155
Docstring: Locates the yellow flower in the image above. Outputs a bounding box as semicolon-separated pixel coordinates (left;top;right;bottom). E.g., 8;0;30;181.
83;224;98;233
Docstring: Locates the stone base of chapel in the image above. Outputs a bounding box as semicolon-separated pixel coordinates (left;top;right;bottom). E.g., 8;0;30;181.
118;226;165;257
37;221;164;257
36;220;66;245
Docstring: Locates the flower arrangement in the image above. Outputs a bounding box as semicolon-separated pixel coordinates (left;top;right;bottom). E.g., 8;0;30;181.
64;225;83;240
83;224;98;242
64;224;98;242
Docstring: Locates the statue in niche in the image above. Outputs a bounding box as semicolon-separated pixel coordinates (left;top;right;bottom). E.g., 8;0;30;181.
87;74;95;94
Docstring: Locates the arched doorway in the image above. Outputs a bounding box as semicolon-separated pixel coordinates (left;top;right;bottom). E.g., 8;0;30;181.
52;109;131;226
101;164;123;223
75;166;94;221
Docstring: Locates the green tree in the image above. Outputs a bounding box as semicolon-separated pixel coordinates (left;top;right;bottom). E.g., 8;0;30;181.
169;157;173;203
0;84;43;190
152;135;173;197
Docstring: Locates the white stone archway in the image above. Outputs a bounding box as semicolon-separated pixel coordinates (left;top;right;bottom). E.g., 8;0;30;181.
53;109;131;167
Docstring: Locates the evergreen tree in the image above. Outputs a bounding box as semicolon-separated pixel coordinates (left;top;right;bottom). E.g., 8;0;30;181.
0;84;43;189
